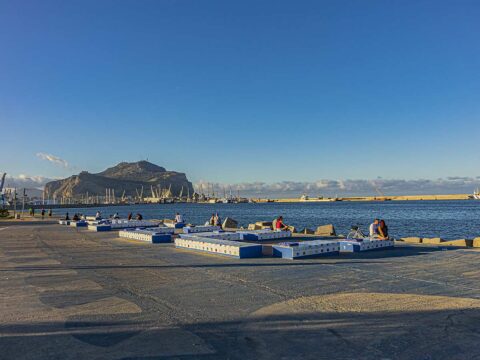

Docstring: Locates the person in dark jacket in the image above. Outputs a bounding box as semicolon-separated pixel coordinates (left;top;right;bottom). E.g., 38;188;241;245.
378;220;389;240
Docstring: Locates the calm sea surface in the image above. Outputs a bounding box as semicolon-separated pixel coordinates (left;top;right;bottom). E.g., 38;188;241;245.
54;200;480;240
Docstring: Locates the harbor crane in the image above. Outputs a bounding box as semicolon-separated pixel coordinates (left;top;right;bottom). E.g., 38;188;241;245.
370;180;388;200
0;173;6;207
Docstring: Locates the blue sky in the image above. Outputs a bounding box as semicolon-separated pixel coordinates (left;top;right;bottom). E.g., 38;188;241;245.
1;0;479;194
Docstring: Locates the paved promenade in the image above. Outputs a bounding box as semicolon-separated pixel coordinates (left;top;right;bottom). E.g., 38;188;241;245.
2;222;480;359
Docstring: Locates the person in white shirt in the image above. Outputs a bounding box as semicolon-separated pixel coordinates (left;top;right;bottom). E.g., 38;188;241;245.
175;212;184;223
369;219;380;238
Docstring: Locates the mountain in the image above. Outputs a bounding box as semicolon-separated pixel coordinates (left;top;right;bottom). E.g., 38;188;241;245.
44;161;194;199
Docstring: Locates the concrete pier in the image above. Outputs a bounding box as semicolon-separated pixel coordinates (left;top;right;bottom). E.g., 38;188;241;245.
2;221;480;359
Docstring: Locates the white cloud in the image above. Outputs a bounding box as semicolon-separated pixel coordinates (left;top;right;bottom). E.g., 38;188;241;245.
3;174;55;190
36;152;69;168
195;177;480;197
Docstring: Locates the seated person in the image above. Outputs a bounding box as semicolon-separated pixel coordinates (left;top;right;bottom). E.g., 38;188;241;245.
136;213;143;221
378;220;389;240
275;216;288;231
175;212;184;223
113;212;120;219
127;213;133;221
369;218;380;238
209;214;215;226
214;213;221;226
72;213;80;221
95;211;102;220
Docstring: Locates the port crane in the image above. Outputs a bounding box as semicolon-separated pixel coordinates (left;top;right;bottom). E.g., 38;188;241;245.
0;173;6;207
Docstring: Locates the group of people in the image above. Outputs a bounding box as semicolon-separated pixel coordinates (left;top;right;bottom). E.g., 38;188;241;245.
207;213;222;226
29;208;52;219
62;209;389;240
126;212;143;220
65;212;86;221
369;218;389;239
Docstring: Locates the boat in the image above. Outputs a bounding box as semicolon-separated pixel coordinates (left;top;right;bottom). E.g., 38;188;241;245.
300;194;309;201
474;189;480;200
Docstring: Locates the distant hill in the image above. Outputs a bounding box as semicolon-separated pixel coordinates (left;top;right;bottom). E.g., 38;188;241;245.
44;161;194;199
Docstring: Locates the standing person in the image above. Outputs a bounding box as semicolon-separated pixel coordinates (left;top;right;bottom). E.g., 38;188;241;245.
48;209;52;217
41;208;45;219
369;219;380;238
65;212;70;220
275;216;288;230
209;213;215;226
31;208;35;217
127;212;133;221
175;212;184;223
378;220;389;240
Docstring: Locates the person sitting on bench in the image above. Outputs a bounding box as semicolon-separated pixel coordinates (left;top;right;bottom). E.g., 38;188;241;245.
369;218;380;238
175;212;184;223
275;216;288;231
378;220;389;240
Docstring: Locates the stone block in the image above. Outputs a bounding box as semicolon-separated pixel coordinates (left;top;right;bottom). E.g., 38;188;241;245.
401;237;422;243
301;228;315;235
222;217;238;229
255;221;272;228
441;239;472;247
472;237;480;247
422;237;443;244
314;224;336;236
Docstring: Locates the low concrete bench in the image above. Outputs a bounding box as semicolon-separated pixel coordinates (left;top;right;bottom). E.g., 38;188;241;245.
236;229;292;241
340;239;394;252
272;239;340;259
174;237;263;258
119;228;174;243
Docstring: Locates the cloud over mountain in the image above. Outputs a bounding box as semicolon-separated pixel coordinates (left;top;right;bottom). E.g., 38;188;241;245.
3;174;55;190
195;177;480;198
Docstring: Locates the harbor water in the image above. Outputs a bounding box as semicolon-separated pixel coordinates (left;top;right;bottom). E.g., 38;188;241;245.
53;200;480;240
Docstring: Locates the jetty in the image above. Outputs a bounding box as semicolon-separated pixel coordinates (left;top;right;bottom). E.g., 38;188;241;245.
2;217;480;359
